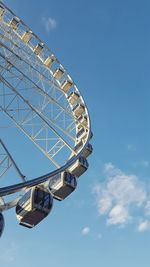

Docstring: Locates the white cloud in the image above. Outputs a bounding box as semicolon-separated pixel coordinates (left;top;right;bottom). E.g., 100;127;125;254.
107;205;130;225
81;227;90;236
137;220;150;232
93;163;150;230
42;16;57;32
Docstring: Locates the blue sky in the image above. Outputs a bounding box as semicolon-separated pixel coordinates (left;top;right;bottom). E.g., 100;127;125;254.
0;0;150;266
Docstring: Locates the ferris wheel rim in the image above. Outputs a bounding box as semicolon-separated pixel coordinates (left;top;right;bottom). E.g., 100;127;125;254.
0;1;92;207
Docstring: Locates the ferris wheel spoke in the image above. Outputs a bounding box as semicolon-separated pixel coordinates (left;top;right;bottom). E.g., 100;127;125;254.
0;60;77;139
0;139;26;184
0;83;78;170
0;73;77;151
0;146;12;179
0;53;83;148
0;157;12;178
0;139;26;181
0;32;67;100
1;101;72;165
1;106;61;168
0;43;82;128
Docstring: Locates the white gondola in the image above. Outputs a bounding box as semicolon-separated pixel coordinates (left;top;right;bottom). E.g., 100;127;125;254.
74;142;93;158
69;157;89;177
48;171;77;201
77;115;88;129
9;17;20;30
22;31;32;43
82;143;93;158
44;54;56;68
74;140;83;152
53;67;64;80
73;103;85;117
61;80;73;93
34;43;44;55
16;187;53;228
0;213;4;237
67;91;80;106
77;127;87;140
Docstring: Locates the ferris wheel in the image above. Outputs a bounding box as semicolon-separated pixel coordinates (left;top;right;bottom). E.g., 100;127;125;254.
0;1;93;233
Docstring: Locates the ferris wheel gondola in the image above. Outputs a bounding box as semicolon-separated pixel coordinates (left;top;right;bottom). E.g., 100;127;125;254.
48;171;77;201
16;187;53;228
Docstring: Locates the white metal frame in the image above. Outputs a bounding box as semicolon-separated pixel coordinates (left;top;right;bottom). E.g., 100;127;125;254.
0;1;92;211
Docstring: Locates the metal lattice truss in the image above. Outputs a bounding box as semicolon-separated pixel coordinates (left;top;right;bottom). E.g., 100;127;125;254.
0;139;25;180
0;2;91;206
0;2;90;170
0;140;12;179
